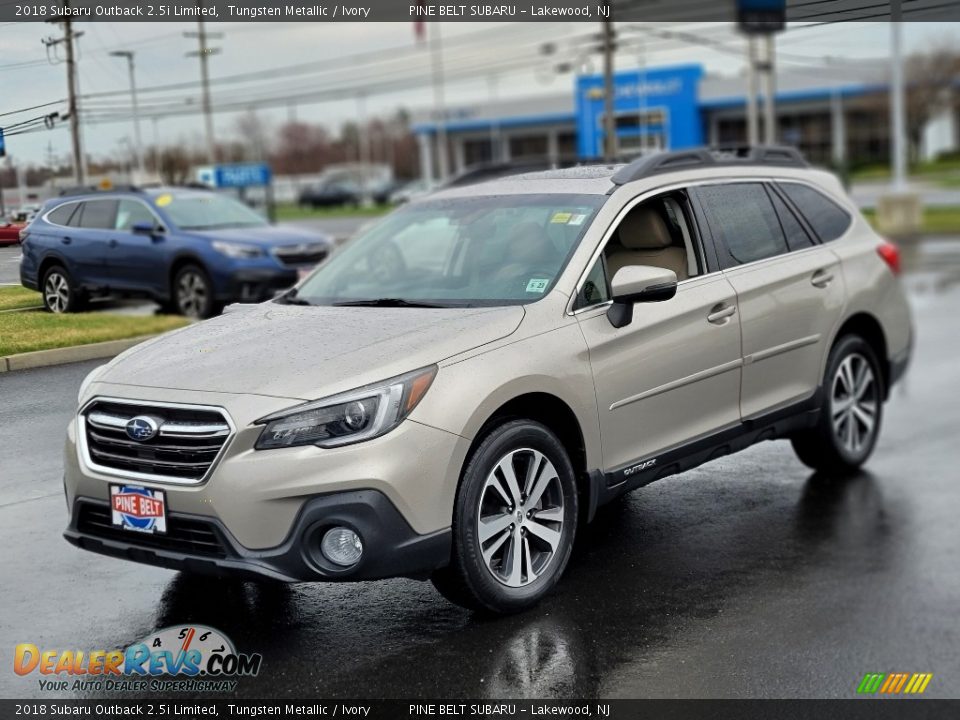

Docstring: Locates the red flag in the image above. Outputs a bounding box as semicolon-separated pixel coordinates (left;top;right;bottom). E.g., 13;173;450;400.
414;1;426;43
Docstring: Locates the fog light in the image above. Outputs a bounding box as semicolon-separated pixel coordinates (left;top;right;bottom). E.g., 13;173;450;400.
320;527;363;567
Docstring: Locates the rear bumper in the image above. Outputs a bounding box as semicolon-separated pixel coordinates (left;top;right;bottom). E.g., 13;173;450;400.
65;490;451;582
889;328;913;391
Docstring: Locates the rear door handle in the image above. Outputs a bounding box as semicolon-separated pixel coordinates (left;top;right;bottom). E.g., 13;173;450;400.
811;269;835;288
108;239;118;248
707;304;737;324
60;236;71;245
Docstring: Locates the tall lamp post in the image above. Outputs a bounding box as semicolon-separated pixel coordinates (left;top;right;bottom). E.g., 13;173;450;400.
109;51;145;183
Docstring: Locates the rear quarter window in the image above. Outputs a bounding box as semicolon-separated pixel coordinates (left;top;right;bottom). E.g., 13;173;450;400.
46;203;79;227
779;182;852;242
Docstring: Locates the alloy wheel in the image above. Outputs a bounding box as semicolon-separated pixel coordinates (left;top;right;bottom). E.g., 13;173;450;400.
177;271;208;317
830;352;879;455
477;448;565;588
44;272;70;313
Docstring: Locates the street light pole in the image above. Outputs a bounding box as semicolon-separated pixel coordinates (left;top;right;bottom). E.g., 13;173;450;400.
890;3;907;191
602;12;616;162
109;51;145;183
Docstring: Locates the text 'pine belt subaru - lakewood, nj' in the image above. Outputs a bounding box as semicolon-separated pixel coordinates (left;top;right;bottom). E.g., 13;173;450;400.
63;146;912;613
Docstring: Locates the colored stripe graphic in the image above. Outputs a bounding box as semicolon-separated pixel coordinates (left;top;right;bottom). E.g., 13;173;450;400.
857;672;932;695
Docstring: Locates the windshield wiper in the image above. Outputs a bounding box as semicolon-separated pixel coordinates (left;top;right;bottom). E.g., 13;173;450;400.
333;298;447;308
274;289;312;306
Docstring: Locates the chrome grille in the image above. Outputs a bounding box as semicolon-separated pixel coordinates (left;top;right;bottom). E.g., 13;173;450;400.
80;399;233;484
272;243;328;267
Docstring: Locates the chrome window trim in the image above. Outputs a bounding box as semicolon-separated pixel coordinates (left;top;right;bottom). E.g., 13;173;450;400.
77;396;237;486
566;174;844;316
41;200;84;228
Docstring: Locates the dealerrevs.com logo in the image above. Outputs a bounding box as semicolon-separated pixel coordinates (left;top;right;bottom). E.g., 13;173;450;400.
14;625;262;693
857;672;934;695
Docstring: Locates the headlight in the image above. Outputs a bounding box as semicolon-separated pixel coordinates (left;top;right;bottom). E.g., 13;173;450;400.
77;363;108;403
211;240;262;259
254;365;437;450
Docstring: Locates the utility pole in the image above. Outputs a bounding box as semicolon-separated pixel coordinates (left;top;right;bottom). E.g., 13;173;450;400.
44;10;84;185
746;36;759;146
429;23;449;181
890;2;907;191
185;11;221;164
761;34;777;145
601;11;616;162
109;51;145;183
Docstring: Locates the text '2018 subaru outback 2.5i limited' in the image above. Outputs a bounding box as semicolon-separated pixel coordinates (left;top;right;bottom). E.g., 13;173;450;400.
64;147;912;613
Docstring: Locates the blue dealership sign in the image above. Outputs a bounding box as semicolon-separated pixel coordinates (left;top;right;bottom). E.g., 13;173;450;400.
197;162;272;188
0;127;5;158
575;64;704;159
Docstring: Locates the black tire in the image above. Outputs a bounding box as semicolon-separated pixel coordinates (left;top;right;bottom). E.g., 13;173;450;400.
431;419;578;614
172;263;220;319
791;335;884;476
41;264;85;313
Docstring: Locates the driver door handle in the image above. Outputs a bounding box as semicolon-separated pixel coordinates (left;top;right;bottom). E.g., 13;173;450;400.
707;304;737;324
108;239;118;248
811;269;835;288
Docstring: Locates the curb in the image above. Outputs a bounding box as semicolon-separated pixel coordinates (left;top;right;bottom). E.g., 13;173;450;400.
0;335;156;373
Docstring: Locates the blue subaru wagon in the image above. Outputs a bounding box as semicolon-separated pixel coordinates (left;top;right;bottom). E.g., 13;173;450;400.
20;187;333;318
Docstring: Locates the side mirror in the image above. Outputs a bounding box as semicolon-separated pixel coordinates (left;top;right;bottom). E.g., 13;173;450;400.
131;221;162;237
607;265;678;328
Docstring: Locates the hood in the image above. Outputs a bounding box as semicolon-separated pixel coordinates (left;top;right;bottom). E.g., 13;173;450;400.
98;303;525;400
188;224;332;249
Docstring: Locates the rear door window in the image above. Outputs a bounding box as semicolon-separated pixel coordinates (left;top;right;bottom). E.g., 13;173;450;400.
695;183;788;267
778;182;852;242
77;200;119;230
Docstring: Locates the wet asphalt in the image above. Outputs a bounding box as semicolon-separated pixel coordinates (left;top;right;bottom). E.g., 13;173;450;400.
1;241;959;700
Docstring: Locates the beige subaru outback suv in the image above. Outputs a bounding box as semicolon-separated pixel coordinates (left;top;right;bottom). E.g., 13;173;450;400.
64;147;912;613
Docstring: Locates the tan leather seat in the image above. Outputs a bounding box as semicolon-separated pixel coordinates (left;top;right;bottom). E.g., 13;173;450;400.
607;206;688;280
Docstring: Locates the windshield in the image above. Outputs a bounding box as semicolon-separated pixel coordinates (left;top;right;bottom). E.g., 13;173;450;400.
159;193;268;231
293;194;604;307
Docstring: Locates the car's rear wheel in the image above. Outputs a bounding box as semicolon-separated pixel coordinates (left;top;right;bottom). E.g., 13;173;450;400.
42;265;84;313
431;419;578;614
173;264;219;319
792;335;884;475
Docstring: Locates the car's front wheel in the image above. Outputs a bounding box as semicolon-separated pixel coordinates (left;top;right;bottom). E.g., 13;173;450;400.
42;264;84;313
432;419;578;614
172;264;219;319
792;335;884;475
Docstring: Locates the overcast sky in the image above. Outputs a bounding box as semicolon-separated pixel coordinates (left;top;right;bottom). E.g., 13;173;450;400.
2;21;958;167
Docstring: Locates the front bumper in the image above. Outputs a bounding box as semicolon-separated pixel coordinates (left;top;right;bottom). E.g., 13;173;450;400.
64;385;471;580
219;268;299;303
64;490;451;582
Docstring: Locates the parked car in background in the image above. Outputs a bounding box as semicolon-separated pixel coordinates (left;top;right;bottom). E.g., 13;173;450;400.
388;179;433;205
297;181;361;209
0;218;24;245
20;186;333;318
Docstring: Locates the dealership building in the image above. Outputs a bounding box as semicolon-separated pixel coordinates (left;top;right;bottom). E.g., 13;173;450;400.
411;62;959;180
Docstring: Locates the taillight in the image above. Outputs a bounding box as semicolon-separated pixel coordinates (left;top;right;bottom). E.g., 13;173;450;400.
877;240;901;276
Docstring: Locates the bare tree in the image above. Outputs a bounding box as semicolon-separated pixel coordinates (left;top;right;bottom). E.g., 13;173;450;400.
904;43;960;161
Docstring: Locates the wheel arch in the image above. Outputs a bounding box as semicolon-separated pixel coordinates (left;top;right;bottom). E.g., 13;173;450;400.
167;253;209;300
465;391;592;522
829;312;890;399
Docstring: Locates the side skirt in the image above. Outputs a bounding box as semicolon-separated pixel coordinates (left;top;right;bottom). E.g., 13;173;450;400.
586;395;821;518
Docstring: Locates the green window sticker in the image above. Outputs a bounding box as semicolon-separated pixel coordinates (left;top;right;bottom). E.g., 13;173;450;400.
526;278;549;293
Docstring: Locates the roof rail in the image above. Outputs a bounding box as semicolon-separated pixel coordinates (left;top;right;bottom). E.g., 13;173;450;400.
610;145;808;185
58;184;143;197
